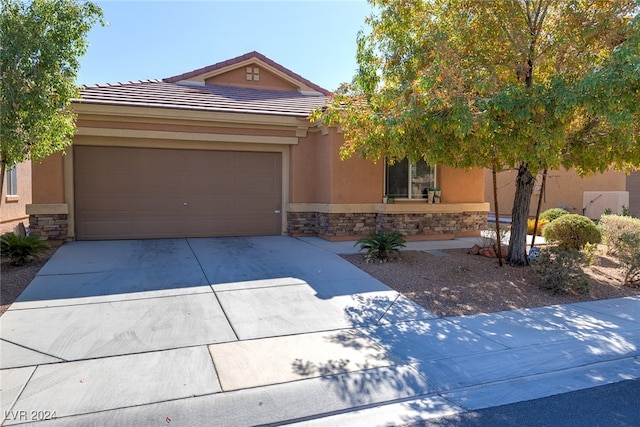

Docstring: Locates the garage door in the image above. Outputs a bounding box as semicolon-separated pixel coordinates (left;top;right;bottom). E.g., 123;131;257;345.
74;146;282;240
628;171;640;218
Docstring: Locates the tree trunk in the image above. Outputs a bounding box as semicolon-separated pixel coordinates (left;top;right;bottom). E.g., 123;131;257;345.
506;164;536;266
530;169;547;248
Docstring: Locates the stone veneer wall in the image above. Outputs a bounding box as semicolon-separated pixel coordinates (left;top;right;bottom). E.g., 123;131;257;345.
288;211;487;238
29;214;68;240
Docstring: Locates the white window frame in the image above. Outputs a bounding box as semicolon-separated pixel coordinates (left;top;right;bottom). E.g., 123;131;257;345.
6;166;17;196
385;158;437;200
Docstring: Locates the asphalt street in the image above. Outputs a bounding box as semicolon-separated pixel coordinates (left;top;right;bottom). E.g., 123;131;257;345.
417;379;640;427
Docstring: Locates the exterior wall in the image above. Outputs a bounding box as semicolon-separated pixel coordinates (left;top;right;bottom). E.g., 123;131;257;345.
289;128;383;204
287;203;488;240
290;131;321;203
327;129;383;204
32;153;65;204
440;166;485;203
28;152;68;242
0;160;32;234
290;130;489;240
485;168;627;217
28;153;68;242
28;213;68;241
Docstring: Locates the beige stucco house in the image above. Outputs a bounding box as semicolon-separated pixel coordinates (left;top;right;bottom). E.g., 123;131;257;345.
1;160;32;234
27;52;488;242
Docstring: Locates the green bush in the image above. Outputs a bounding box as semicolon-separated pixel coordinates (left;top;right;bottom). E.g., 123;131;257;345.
598;214;640;255
355;231;406;262
539;208;570;223
0;233;50;266
534;247;590;294
542;214;601;250
617;232;640;287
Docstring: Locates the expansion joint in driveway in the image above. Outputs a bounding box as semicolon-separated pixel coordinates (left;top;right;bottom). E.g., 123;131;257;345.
185;238;240;342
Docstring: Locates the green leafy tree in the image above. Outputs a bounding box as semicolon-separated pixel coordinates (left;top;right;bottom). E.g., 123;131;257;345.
312;0;640;265
0;0;103;202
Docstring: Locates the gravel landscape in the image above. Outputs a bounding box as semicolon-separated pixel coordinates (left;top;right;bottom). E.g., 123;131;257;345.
343;247;640;317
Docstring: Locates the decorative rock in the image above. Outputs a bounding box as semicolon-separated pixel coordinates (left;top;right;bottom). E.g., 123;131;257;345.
469;244;482;255
479;247;497;258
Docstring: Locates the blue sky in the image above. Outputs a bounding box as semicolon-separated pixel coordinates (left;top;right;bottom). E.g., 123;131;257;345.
78;1;372;91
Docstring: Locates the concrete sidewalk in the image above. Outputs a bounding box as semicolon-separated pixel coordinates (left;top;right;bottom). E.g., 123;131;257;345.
1;236;639;426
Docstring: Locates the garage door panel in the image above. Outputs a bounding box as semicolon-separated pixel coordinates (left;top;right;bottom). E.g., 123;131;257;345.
238;179;280;195
80;221;134;239
137;200;184;214
134;220;182;236
75;146;282;240
137;174;182;190
76;196;138;213
186;178;234;193
77;146;138;171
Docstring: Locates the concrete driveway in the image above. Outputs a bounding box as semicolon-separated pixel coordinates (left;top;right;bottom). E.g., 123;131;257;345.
1;236;639;426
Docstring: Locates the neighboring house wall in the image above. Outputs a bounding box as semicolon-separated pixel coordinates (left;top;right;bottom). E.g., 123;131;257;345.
0;160;32;234
627;170;640;217
485;168;627;218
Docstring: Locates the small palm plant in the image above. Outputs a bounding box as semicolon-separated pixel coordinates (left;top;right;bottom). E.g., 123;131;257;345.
355;231;406;262
1;233;50;266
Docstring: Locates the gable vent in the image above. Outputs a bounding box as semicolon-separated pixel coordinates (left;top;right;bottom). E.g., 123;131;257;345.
246;67;260;81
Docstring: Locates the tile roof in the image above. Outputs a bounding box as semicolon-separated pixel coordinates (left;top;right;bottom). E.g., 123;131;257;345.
164;51;331;96
76;80;328;118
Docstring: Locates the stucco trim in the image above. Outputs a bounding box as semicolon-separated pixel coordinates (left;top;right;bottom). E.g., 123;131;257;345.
76;127;298;145
64;149;75;239
288;202;490;214
26;203;69;215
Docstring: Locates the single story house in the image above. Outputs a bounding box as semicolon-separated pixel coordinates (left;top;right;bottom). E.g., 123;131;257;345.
27;52;489;242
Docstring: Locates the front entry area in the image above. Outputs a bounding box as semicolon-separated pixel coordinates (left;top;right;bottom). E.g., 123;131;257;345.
74;146;282;240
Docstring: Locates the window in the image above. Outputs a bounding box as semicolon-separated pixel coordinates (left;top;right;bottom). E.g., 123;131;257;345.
6;166;17;196
385;158;436;199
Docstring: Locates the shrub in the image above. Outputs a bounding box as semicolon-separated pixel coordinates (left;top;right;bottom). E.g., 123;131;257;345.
622;205;636;218
542;214;601;250
617;232;640;287
539;208;570;223
355;231;406;262
533;247;590;294
598;214;640;255
527;218;549;236
0;233;50;266
581;242;598;266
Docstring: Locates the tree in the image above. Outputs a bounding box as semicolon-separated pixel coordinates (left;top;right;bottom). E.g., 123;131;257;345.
312;0;640;265
0;0;103;203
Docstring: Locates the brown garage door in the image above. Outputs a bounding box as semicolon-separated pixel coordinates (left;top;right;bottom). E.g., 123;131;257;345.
628;171;640;218
74;146;282;240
